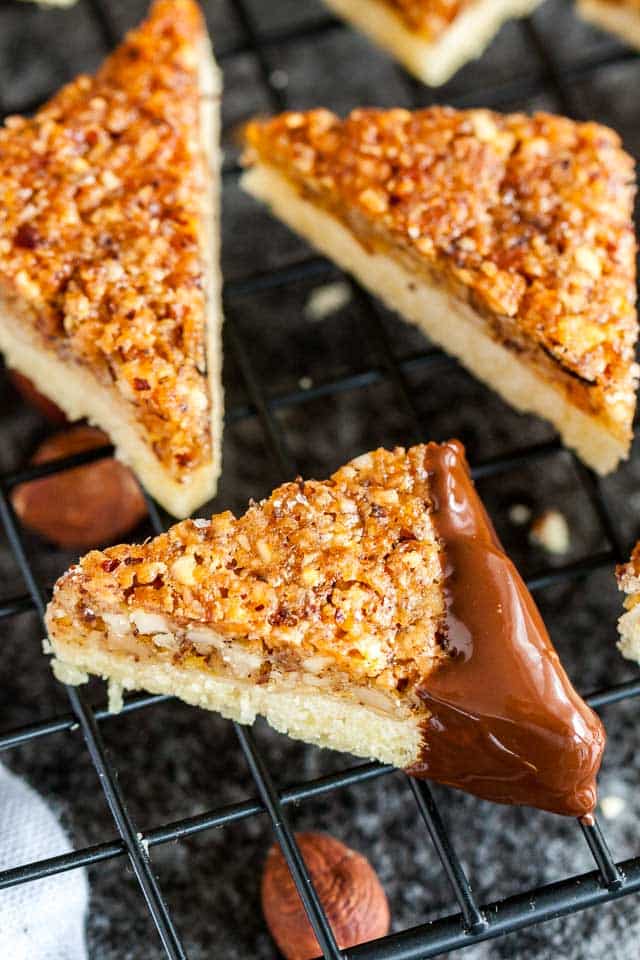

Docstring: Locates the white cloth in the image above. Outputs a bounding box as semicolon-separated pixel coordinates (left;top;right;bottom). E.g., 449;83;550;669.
0;763;88;960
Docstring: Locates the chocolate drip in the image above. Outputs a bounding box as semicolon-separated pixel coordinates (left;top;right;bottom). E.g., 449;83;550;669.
407;441;605;817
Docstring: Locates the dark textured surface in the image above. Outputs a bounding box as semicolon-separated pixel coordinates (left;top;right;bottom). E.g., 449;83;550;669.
1;1;640;958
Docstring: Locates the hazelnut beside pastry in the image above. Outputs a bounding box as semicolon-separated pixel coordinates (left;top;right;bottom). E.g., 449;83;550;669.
9;370;68;425
11;425;147;549
261;832;390;960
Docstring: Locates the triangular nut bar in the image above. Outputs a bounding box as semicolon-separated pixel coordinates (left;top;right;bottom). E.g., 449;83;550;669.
46;441;604;816
322;0;543;86
0;0;223;516
242;106;637;474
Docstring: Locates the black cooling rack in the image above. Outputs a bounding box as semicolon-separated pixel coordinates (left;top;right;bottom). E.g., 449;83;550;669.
1;0;640;957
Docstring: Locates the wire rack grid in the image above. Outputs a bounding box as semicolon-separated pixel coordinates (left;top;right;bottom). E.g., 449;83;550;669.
0;0;639;957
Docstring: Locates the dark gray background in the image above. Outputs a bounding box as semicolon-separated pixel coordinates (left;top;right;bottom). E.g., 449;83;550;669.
1;0;640;957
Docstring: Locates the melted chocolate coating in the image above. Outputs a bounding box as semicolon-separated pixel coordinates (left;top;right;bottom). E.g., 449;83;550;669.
407;441;605;817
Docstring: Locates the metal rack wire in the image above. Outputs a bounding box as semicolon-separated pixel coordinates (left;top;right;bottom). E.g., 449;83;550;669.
0;0;639;957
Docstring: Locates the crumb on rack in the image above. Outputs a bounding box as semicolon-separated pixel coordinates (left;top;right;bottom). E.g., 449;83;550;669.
304;281;352;321
600;794;625;820
529;509;570;555
508;503;532;526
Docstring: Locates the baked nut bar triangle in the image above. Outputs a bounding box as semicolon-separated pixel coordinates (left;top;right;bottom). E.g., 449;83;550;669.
0;0;223;517
46;441;605;816
242;107;638;475
322;0;542;86
578;0;640;51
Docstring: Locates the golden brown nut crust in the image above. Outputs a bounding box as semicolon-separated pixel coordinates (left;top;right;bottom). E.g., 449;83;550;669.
243;107;638;441
49;446;446;691
382;0;475;40
0;0;211;481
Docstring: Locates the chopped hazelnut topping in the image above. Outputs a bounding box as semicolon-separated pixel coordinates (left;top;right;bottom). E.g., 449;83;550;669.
243;107;637;441
0;0;212;481
381;0;480;41
48;446;447;694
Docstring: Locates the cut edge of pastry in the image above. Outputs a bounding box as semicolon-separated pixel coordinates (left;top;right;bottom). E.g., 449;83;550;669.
323;0;542;85
578;0;640;50
0;34;223;519
617;549;640;664
242;163;627;474
48;634;423;768
0;304;217;517
199;32;225;515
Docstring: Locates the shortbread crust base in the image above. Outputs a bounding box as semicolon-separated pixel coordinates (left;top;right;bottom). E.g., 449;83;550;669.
50;637;423;768
324;0;542;85
0;38;223;519
0;308;217;516
617;603;640;664
578;0;640;49
242;163;627;474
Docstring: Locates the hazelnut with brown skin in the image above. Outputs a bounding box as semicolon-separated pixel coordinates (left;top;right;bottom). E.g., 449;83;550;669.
8;370;68;425
11;425;148;549
261;832;390;960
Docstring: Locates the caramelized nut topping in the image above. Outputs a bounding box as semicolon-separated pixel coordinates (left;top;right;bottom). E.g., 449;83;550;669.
244;107;637;438
50;446;447;694
0;0;212;481
382;0;477;40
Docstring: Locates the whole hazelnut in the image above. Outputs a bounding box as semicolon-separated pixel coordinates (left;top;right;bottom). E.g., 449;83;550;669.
11;425;147;549
9;370;68;425
261;832;390;960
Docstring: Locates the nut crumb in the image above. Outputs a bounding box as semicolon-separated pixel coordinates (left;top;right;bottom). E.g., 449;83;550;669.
269;69;289;90
600;794;625;820
509;503;532;526
304;281;352;321
530;509;570;555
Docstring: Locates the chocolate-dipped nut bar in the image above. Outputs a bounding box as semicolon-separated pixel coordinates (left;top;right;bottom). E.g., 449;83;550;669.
45;442;604;816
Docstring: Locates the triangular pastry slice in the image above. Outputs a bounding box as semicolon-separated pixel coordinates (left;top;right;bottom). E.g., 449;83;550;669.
0;0;223;517
242;107;637;475
579;0;640;51
46;441;605;816
322;0;542;86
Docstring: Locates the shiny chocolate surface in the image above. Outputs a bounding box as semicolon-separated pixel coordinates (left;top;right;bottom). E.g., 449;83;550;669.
408;441;605;817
